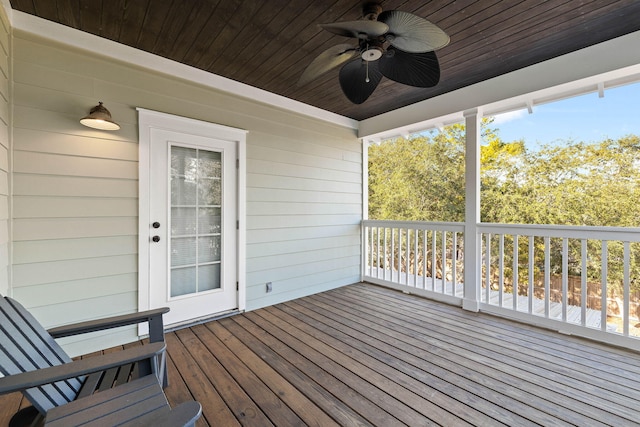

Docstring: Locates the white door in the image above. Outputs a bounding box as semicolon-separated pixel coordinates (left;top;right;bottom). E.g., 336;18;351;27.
147;128;238;327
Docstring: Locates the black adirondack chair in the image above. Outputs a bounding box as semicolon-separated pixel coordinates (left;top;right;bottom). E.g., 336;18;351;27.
0;295;202;426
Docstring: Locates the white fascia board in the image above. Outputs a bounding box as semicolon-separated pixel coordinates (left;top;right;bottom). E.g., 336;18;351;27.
359;30;640;140
11;10;358;131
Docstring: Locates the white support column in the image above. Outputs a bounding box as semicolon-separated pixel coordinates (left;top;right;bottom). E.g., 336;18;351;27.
463;108;481;311
361;138;369;282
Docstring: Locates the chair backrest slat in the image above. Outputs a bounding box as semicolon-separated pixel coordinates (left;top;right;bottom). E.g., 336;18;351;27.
0;296;83;412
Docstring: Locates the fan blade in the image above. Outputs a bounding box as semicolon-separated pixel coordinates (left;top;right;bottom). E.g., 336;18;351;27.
298;44;356;86
339;59;383;104
378;47;440;87
320;20;389;39
378;10;449;52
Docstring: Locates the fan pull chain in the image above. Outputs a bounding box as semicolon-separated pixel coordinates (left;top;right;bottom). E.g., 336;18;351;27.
365;43;370;83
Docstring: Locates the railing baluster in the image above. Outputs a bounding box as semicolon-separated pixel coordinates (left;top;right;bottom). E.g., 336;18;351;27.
414;228;419;287
499;234;504;307
452;232;458;296
528;236;534;314
485;233;491;304
422;229;427;289
390;228;395;282
398;228;403;283
513;234;519;311
544;236;550;318
368;226;373;277
431;231;437;291
562;238;568;322
442;231;447;294
376;227;381;278
405;228;410;286
601;241;608;331
624;241;630;336
581;239;587;326
377;227;387;280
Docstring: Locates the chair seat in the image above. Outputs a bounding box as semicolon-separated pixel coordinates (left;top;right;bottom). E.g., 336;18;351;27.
44;376;201;427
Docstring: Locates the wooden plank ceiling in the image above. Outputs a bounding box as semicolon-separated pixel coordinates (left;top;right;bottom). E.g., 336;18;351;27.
9;0;640;121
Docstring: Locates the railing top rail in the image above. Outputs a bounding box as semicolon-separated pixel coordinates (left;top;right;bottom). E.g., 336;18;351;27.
363;220;640;240
362;219;465;232
478;222;640;241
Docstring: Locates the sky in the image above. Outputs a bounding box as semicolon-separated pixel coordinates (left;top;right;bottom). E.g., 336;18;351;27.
490;81;640;150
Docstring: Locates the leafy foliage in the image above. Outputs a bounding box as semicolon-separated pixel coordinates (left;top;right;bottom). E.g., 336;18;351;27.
368;120;640;292
369;120;640;227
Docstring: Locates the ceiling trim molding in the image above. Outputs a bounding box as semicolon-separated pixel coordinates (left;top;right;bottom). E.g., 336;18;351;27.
359;30;640;140
11;10;359;131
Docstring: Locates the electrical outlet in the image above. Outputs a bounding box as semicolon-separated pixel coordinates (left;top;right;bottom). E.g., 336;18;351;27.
266;282;273;293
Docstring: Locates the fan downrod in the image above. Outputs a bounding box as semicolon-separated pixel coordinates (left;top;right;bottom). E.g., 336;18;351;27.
362;2;382;20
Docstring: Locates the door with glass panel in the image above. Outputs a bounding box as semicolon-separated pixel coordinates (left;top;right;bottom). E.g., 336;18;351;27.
149;128;237;327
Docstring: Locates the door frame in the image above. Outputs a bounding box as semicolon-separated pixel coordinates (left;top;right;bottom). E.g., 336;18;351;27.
137;108;247;333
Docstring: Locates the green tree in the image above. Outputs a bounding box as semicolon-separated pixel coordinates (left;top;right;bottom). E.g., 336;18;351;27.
481;136;640;227
368;127;466;222
369;124;640;293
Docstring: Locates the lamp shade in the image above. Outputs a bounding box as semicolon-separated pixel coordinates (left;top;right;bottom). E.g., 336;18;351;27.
80;102;120;130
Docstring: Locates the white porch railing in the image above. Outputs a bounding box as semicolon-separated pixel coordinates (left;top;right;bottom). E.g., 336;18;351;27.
362;220;640;348
362;220;465;306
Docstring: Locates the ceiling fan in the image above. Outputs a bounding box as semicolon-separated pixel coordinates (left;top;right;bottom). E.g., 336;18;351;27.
298;2;450;104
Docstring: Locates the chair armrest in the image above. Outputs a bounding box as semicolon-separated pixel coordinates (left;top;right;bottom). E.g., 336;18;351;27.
48;307;170;343
127;401;203;427
0;342;165;395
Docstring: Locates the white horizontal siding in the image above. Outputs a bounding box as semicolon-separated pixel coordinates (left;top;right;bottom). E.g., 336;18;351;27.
248;246;360;273
246;201;361;216
245;127;361;310
12;47;141;358
248;267;360;310
249;158;360;183
10;24;362;355
14;196;137;218
14;151;137;179
13;236;137;263
247;188;359;204
248;224;358;244
13;254;137;287
13;273;137;308
14;217;138;241
248;173;361;193
13;174;138;197
13;127;138;160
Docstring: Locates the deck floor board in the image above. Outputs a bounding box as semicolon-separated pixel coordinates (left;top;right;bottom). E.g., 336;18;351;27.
2;282;640;426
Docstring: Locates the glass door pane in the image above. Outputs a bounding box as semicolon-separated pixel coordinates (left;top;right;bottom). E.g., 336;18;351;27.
169;146;222;298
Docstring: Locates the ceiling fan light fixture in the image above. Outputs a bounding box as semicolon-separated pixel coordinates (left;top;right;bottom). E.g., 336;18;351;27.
361;46;383;61
80;102;120;130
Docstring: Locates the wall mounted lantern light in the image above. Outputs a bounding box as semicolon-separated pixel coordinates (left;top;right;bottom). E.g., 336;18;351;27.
80;101;120;130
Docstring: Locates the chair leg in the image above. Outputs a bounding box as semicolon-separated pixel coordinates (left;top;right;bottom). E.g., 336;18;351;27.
9;406;43;427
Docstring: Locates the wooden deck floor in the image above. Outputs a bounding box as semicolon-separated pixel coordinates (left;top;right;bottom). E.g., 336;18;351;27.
167;283;640;426
3;282;640;426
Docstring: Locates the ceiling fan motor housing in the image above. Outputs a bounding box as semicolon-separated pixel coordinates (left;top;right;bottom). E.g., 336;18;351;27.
363;2;383;20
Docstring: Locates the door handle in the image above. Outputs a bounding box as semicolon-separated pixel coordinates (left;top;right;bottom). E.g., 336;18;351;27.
152;236;160;242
